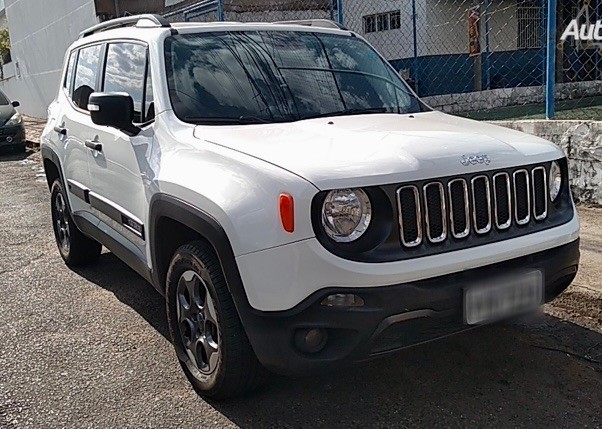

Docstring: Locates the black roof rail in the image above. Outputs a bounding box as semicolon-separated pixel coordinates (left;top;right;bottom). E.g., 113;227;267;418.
79;14;171;39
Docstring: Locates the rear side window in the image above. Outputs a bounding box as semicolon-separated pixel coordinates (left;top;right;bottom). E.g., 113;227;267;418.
144;61;154;122
72;44;102;111
103;43;147;123
63;51;77;95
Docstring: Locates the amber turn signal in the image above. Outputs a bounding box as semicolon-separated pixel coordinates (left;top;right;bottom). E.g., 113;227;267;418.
279;193;294;233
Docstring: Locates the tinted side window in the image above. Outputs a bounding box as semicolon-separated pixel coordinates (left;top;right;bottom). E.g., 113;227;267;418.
73;44;102;111
103;43;146;123
144;61;154;122
64;51;77;95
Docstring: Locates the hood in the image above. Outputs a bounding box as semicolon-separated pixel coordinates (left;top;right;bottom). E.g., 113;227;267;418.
0;104;15;126
194;111;563;190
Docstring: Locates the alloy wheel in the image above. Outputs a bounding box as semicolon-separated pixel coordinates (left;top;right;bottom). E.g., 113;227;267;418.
176;270;220;375
54;192;70;253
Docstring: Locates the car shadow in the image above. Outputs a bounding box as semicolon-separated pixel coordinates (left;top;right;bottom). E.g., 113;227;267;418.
72;252;169;341
0;147;33;162
74;251;602;428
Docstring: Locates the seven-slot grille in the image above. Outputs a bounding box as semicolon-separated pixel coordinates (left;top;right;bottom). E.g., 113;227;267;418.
396;165;549;247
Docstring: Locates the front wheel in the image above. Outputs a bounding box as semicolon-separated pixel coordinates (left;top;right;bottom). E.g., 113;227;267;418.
166;241;267;399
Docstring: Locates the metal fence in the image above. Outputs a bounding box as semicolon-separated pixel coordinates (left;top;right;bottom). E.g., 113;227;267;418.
160;0;602;121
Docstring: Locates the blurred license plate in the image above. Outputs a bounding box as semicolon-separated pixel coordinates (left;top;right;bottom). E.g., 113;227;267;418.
464;270;543;325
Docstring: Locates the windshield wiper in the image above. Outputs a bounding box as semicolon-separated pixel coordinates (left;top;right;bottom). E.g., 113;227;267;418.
302;107;393;121
184;115;274;125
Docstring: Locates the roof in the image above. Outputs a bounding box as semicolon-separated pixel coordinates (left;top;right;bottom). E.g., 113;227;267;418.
74;15;350;46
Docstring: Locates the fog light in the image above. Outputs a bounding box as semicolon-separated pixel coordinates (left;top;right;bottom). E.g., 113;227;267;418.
294;328;328;354
321;293;364;308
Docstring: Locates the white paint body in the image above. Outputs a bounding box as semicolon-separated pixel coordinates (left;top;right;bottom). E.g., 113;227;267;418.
42;22;579;312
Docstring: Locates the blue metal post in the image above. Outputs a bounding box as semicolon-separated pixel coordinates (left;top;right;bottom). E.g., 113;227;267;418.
594;2;601;80
545;0;557;119
412;0;419;92
483;0;491;90
217;0;224;21
337;0;344;25
329;0;335;21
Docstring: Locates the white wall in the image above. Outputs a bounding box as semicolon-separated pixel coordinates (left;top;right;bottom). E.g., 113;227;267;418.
0;0;98;118
340;0;519;60
419;0;518;56
344;0;417;60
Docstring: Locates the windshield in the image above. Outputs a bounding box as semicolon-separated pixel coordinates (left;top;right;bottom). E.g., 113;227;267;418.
165;31;425;125
0;90;10;106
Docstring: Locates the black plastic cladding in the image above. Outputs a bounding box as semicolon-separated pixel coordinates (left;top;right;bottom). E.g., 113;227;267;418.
311;158;573;263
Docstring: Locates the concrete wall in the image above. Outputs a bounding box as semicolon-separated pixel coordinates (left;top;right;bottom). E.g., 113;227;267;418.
494;120;602;206
424;81;602;114
0;0;97;118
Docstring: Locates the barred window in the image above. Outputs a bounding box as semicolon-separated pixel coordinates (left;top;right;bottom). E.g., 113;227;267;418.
377;13;389;32
363;10;401;34
364;15;376;33
517;4;542;49
390;11;401;30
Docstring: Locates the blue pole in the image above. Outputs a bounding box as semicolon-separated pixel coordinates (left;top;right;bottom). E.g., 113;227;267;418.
217;0;224;21
412;0;418;92
483;0;491;90
337;0;343;25
329;0;335;21
594;2;600;80
545;0;556;119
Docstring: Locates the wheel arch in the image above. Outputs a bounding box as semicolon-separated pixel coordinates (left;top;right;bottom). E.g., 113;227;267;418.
41;146;64;190
149;194;249;310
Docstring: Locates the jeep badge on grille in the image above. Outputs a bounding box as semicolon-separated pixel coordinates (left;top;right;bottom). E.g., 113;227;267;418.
461;154;491;166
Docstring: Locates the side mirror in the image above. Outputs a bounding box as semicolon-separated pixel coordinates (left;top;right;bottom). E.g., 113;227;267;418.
11;101;19;108
88;92;140;136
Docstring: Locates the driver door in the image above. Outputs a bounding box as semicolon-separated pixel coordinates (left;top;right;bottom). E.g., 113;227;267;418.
85;41;155;255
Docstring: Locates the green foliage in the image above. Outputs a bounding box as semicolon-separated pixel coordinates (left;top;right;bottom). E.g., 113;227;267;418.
0;28;11;60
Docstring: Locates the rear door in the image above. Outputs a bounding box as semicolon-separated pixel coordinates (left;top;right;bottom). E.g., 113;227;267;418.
59;44;104;214
85;41;155;253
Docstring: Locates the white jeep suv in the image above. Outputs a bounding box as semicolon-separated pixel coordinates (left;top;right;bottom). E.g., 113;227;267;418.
41;15;580;399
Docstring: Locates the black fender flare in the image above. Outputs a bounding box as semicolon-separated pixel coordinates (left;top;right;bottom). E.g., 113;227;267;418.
41;146;65;189
148;193;252;315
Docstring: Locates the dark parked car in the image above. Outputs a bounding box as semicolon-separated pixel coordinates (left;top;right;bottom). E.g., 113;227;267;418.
0;90;25;152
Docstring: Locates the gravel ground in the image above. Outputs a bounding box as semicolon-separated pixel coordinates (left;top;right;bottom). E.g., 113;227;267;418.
0;146;600;429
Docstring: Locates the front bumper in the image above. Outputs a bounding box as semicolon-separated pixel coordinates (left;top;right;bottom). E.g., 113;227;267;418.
240;239;579;375
0;124;25;147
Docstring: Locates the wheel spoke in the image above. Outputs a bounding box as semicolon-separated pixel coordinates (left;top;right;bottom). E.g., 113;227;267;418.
202;335;219;372
203;290;218;326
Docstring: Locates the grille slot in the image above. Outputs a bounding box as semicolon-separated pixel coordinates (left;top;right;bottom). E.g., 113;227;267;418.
396;186;422;247
423;183;446;243
513;170;531;225
493;173;512;230
448;179;470;238
471;175;492;234
532;166;548;220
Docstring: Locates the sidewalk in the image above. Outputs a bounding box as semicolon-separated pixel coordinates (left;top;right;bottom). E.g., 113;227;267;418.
23;115;46;147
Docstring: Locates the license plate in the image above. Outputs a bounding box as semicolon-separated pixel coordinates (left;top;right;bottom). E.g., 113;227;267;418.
464;270;543;325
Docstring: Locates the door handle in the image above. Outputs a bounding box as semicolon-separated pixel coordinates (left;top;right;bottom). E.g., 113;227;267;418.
53;126;67;135
85;140;102;152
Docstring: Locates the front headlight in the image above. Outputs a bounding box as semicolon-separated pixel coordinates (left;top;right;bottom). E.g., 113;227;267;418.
5;112;22;126
549;161;562;202
322;188;372;243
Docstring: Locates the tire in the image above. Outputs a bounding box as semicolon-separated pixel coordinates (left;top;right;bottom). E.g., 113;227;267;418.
166;241;267;400
50;180;102;266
